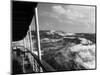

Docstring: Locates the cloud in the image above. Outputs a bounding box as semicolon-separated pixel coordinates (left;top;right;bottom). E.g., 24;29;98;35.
52;5;87;19
52;5;66;14
38;4;95;32
51;5;95;28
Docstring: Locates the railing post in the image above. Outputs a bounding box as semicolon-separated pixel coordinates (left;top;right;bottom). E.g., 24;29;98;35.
34;7;42;72
22;39;25;73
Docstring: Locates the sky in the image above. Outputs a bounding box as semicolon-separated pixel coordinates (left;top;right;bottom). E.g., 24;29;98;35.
31;3;95;33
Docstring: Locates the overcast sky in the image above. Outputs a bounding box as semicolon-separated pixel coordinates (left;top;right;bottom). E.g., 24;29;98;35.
31;3;95;33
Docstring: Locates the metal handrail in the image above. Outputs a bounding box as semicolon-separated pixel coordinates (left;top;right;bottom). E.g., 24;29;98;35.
12;45;56;73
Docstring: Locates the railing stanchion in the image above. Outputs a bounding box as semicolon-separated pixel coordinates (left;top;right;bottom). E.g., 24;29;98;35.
34;7;42;72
